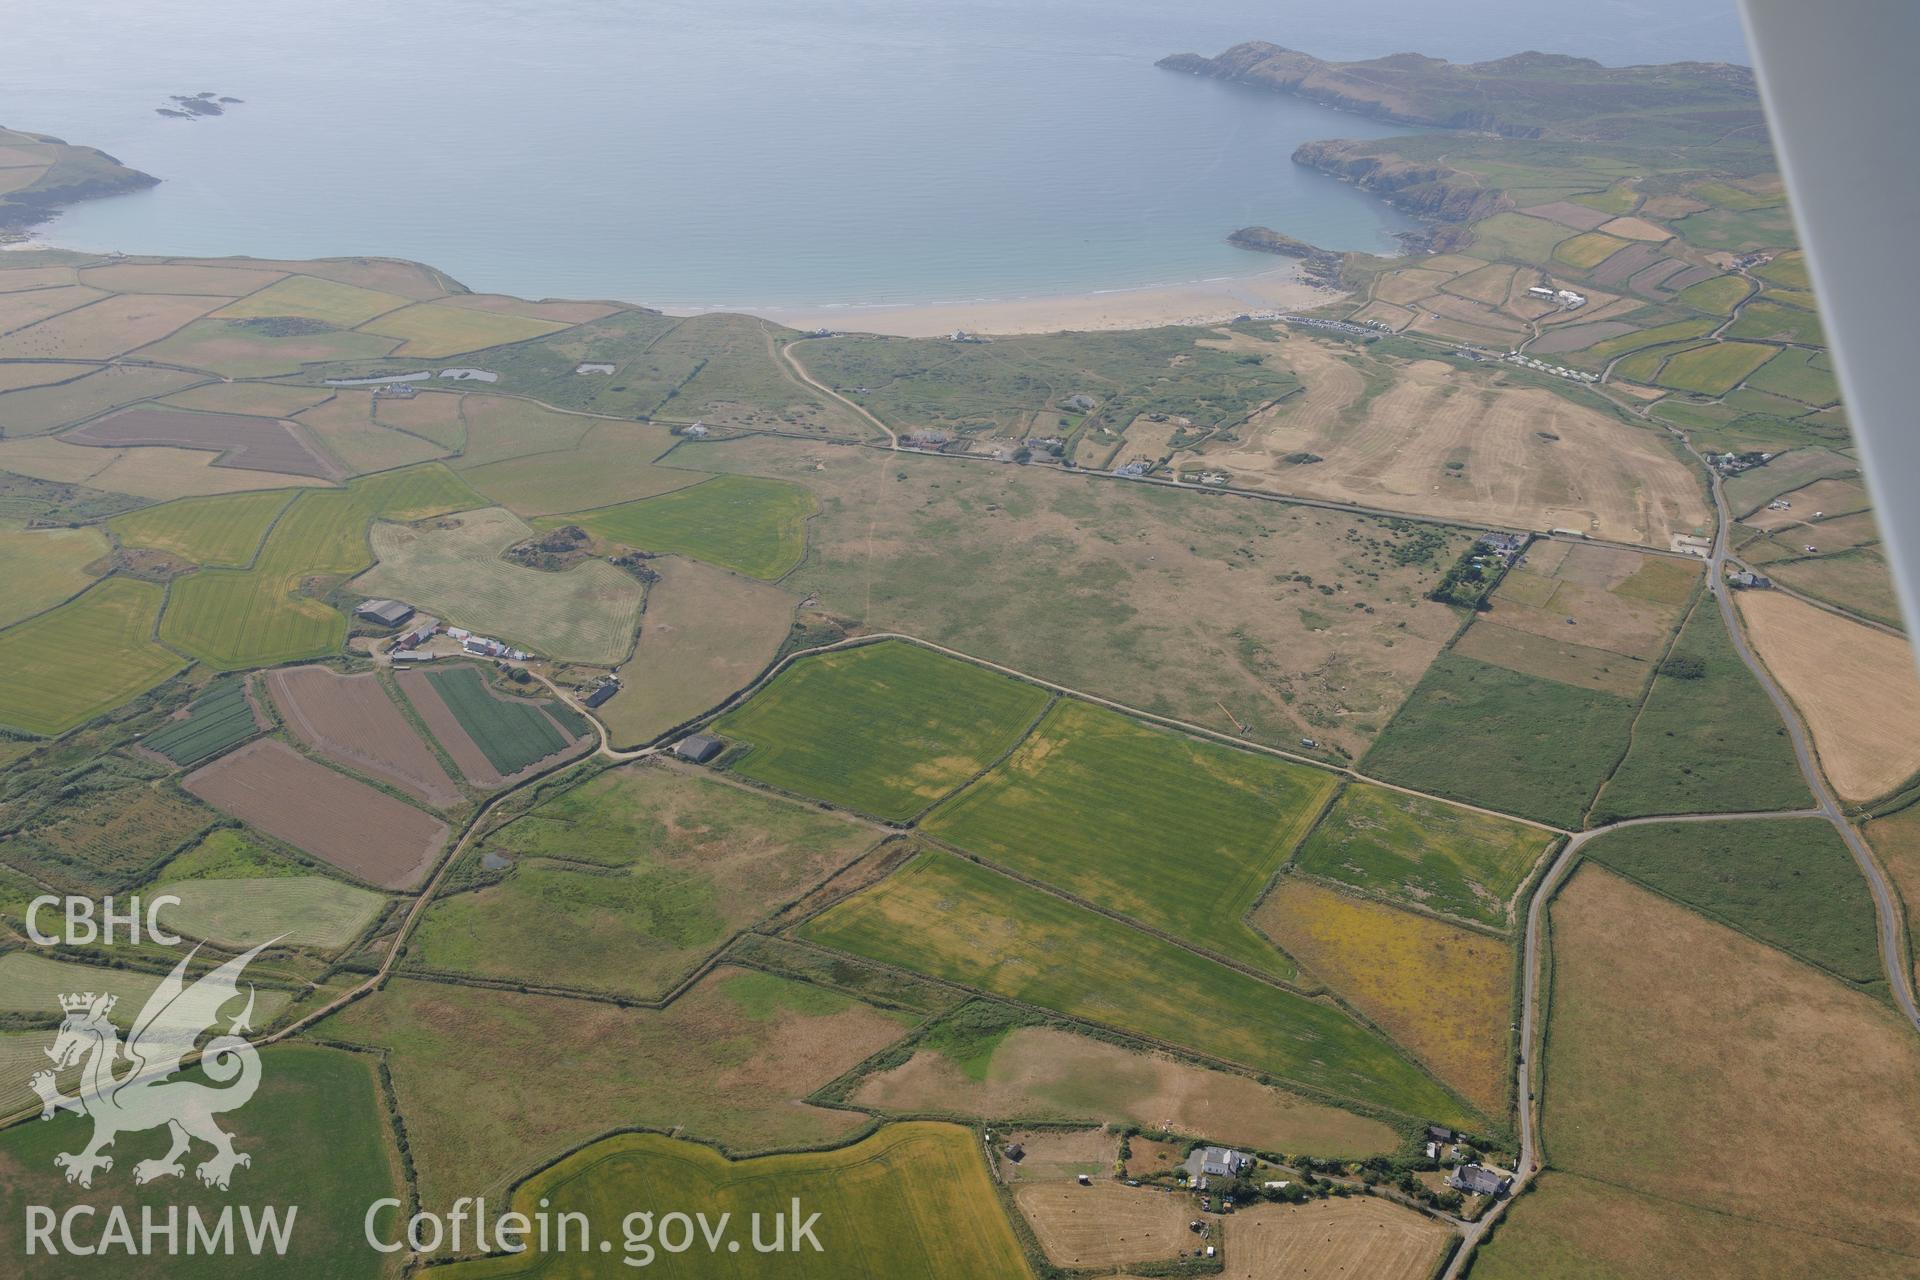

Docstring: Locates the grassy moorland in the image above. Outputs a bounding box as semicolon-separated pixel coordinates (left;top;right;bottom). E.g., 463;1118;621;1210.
799;851;1472;1125
924;698;1331;976
318;968;915;1209
796;323;1301;436
435;1123;1030;1280
407;764;878;999
715;640;1052;822
1289;782;1553;927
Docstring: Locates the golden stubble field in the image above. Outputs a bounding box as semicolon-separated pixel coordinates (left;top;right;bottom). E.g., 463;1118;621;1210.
1736;589;1920;800
1222;1197;1452;1280
1543;866;1920;1258
1201;334;1708;547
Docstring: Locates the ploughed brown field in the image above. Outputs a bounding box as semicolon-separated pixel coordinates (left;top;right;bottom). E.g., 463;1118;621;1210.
62;405;343;478
265;665;462;808
183;739;449;888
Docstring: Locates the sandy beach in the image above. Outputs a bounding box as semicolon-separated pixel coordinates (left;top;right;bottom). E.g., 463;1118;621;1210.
667;267;1344;338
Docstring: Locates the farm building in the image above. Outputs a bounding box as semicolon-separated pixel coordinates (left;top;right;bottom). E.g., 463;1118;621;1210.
391;615;439;652
583;679;619;709
674;733;724;764
1187;1146;1252;1180
1448;1164;1514;1197
356;599;415;628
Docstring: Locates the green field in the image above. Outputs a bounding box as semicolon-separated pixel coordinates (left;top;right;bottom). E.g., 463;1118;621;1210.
715;641;1052;822
1752;250;1809;288
158;827;306;880
0;523;105;628
215;274;412;325
1564;317;1717;368
556;474;817;580
1465;212;1575;265
1582;818;1881;986
422;665;576;773
457;419;699;516
0;1046;400;1280
0;577;185;735
353;505;644;663
1722;447;1855;515
161;465;484;668
1290;782;1554;927
110;489;293;566
1727;299;1825;346
799;851;1470;1124
923;699;1331;976
1552;231;1630;269
160;489;370;668
154;874;385;951
1653;341;1778;396
1594;600;1811;820
1744;347;1841;407
140;677;262;765
407;763;877;998
436;1123;1031;1280
1672;204;1799;253
355;301;568;357
1674;274;1750;316
136;317;405;379
0;952;290;1027
1363;652;1639;829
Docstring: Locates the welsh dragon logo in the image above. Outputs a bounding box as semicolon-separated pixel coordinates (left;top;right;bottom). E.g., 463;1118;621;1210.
29;941;274;1190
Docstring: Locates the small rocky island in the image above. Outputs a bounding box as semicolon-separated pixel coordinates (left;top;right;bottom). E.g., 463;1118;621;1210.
156;92;243;119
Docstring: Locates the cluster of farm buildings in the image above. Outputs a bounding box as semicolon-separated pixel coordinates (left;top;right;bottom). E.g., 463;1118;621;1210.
353;598;527;663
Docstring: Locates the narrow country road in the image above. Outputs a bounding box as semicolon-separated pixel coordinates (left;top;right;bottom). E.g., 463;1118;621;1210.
1442;400;1920;1280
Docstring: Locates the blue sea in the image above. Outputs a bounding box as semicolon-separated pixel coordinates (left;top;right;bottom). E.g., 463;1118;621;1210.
0;0;1747;307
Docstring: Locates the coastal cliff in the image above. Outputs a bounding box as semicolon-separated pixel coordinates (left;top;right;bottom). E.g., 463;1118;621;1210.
0;128;158;231
1157;42;1759;140
1289;140;1510;226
